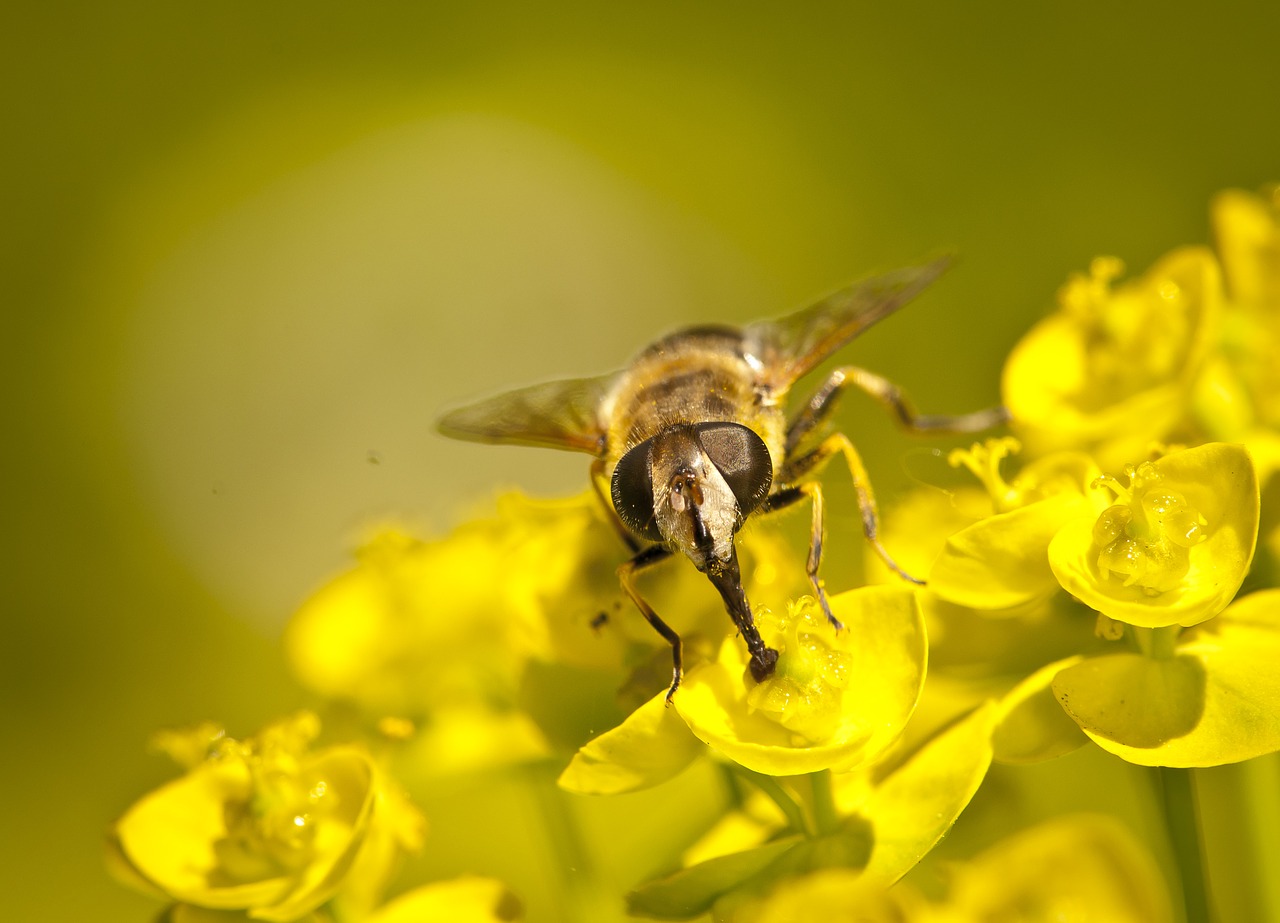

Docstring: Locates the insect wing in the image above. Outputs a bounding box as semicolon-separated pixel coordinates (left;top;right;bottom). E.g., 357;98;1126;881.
437;374;615;454
745;255;952;388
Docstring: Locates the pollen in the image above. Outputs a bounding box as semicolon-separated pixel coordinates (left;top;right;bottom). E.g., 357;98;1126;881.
1091;462;1207;595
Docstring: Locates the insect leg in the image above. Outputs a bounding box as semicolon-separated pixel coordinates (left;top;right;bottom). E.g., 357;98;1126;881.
786;367;852;455
591;457;640;553
842;365;1009;433
617;544;683;704
761;483;842;630
783;432;924;586
786;365;1007;454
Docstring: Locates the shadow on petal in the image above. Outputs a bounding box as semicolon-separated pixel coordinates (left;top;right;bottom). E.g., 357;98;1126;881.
1052;653;1206;748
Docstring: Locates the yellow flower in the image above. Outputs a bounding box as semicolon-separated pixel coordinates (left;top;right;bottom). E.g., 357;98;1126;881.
564;589;925;788
672;589;925;776
108;713;423;922
1048;443;1258;628
1003;248;1222;470
283;493;648;774
1192;187;1280;477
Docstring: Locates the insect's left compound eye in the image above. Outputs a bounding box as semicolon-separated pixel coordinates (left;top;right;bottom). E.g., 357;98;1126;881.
611;439;663;543
693;422;773;518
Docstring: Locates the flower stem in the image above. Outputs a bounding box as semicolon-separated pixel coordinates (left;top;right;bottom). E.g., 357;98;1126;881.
1194;754;1280;923
1158;766;1212;923
737;768;812;836
808;770;840;836
1131;625;1180;660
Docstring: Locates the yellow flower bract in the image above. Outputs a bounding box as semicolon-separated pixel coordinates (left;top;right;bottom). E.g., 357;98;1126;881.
1048;443;1258;628
109;713;423;922
673;588;925;776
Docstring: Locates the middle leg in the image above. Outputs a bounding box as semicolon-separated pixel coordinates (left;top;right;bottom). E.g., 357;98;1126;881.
761;482;843;631
782;432;925;586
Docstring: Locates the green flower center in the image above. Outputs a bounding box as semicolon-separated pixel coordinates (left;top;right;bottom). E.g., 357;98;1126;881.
210;721;335;882
1090;462;1206;595
746;600;853;744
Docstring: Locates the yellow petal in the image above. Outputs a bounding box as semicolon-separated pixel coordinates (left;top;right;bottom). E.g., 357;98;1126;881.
931;493;1087;610
558;691;702;795
850;702;997;886
114;743;378;920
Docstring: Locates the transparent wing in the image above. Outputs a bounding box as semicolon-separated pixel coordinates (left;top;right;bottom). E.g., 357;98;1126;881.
436;374;616;454
745;255;952;388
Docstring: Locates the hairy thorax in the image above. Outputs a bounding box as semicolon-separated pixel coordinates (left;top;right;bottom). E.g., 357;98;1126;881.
601;328;787;480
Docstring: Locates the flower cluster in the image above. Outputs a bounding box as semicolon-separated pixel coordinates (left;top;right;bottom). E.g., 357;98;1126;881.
110;187;1280;922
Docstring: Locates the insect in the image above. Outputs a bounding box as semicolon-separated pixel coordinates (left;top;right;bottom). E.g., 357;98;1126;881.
439;257;1005;702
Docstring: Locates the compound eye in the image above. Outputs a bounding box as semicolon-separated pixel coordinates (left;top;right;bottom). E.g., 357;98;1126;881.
694;422;773;517
611;439;662;543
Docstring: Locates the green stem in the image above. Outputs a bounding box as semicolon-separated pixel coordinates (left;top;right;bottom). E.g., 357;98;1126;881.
1132;625;1181;660
1158;766;1212;923
809;770;840;836
737;768;812;837
1233;756;1280;918
1194;754;1280;923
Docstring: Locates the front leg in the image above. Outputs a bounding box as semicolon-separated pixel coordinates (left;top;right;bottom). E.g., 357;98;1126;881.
617;544;683;703
761;483;843;631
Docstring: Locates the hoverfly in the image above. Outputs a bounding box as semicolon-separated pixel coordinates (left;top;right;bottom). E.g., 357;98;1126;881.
439;257;1005;702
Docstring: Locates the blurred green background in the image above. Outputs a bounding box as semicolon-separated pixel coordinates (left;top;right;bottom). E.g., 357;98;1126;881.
4;3;1279;920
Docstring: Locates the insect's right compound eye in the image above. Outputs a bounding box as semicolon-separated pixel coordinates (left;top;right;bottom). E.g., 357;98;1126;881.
611;439;662;543
693;422;773;518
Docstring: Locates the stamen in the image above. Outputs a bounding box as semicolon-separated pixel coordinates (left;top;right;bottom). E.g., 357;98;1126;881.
948;437;1023;511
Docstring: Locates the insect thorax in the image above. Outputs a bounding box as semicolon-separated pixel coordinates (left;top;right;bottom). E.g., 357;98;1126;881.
602;341;785;478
